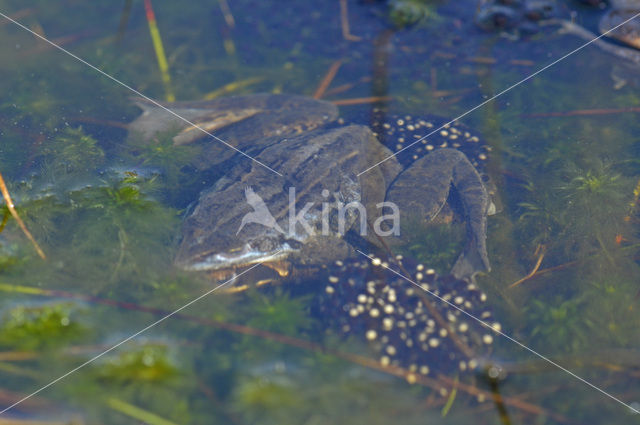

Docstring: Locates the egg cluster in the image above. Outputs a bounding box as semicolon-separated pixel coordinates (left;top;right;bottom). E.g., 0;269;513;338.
370;111;492;172
319;255;499;376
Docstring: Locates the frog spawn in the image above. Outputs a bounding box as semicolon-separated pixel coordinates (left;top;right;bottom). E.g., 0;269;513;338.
318;255;500;376
370;110;492;172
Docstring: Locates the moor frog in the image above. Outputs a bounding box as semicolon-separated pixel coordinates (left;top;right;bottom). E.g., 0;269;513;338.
128;94;494;284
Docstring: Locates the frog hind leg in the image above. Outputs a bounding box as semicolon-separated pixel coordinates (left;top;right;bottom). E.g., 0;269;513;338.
385;148;490;282
449;150;491;282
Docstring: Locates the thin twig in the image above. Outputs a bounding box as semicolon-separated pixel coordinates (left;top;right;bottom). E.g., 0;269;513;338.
331;96;392;106
509;245;545;288
513;243;640;282
322;76;371;97
313;60;342;99
524;107;640;118
339;0;362;41
0;8;33;27
217;0;235;28
115;0;133;42
0;171;45;259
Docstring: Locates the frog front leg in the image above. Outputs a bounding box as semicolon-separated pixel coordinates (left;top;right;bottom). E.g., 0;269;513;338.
385;148;491;282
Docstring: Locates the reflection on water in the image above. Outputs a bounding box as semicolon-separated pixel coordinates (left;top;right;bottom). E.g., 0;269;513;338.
0;0;639;423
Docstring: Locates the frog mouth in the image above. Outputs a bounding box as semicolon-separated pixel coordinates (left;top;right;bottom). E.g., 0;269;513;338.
175;243;296;281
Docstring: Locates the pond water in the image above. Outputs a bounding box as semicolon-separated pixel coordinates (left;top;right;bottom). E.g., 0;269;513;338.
0;0;639;424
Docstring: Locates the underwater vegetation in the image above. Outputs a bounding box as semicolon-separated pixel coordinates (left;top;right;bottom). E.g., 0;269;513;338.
0;0;639;423
37;127;106;183
518;159;632;257
95;343;178;385
0;302;87;351
397;219;466;273
387;0;442;28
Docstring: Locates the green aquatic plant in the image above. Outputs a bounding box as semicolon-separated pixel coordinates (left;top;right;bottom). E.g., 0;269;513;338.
557;160;630;259
388;0;440;28
244;288;313;336
231;353;446;425
516;159;634;266
38;126;105;178
525;295;594;353
61;172;179;288
88;172;159;213
135;131;200;178
0;75;60;133
517;180;564;247
396;218;465;274
2;169;179;293
124;129;202;204
96;343;178;385
0;302;87;350
0;240;27;272
560;161;625;207
233;374;302;421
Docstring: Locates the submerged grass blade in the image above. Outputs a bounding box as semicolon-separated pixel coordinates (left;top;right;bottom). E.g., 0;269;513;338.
0;282;51;296
203;77;264;100
143;0;175;102
106;398;179;425
441;377;458;417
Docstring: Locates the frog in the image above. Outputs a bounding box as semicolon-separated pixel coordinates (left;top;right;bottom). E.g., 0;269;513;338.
598;0;640;50
143;95;495;284
551;2;640;88
127;93;339;171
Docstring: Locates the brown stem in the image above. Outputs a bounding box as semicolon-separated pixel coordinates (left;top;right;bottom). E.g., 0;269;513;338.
331;96;393;106
524;107;640;118
0;171;46;259
339;0;362;41
509;245;546;288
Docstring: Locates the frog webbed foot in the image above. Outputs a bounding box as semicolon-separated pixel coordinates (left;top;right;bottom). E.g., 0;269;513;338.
386;148;491;282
